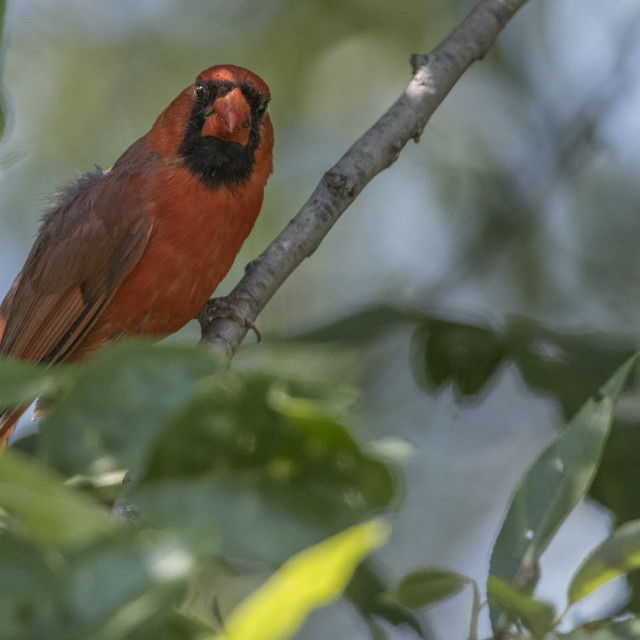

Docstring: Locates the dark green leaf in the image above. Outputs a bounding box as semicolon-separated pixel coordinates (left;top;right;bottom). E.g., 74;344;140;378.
590;423;640;612
409;313;635;412
411;318;505;397
505;316;635;418
382;567;470;610
346;561;425;638
591;423;640;526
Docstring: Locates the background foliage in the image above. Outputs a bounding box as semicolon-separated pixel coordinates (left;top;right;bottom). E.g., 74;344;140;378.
2;1;640;639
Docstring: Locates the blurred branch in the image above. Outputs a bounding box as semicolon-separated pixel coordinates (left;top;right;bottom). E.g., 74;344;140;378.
199;0;530;362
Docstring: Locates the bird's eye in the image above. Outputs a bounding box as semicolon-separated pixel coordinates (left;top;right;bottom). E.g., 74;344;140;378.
255;98;270;116
194;82;208;102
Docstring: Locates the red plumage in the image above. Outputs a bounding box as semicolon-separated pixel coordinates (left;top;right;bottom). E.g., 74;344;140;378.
0;64;274;445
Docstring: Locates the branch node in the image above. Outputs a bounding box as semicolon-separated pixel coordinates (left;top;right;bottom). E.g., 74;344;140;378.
410;53;430;75
391;139;405;160
323;168;347;192
244;256;261;275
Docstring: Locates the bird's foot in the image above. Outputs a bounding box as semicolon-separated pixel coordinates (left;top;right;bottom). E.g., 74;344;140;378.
197;293;261;342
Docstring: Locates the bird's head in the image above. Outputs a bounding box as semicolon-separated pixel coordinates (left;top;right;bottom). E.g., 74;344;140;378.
150;65;273;190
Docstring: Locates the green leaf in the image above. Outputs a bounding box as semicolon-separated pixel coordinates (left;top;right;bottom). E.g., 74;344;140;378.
382;567;470;610
568;519;640;604
0;530;197;640
555;618;640;639
130;371;396;564
211;520;390;640
0;449;113;546
0;356;61;406
345;561;424;637
130;475;335;563
505;316;635;419
40;341;223;477
487;576;555;639
65;536;192;635
0;535;59;638
412;318;505;397
489;355;637;632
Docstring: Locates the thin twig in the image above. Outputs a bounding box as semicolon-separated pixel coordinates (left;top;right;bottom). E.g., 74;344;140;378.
199;0;530;361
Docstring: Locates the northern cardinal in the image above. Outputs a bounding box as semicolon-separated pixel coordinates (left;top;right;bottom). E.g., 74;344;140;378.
0;64;274;445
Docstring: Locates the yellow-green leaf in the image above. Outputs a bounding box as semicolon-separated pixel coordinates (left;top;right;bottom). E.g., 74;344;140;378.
212;519;390;640
568;519;640;604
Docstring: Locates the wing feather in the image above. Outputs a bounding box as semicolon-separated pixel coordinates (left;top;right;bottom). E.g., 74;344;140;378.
0;166;153;364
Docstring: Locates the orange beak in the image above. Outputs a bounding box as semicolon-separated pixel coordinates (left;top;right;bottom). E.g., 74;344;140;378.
201;87;252;146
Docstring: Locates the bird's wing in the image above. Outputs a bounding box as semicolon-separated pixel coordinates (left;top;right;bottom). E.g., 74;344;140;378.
0;168;152;364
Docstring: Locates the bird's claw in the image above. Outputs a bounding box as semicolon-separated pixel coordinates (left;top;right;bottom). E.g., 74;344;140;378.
197;294;261;342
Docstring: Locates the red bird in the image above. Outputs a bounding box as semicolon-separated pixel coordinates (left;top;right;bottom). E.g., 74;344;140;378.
0;64;274;445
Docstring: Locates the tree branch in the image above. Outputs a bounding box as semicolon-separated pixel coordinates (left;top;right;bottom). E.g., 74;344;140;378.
199;0;530;362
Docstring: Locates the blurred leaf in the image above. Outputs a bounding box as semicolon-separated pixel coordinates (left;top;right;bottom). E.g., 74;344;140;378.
266;377;360;420
504;316;635;418
64;536;192;638
0;534;59;639
130;476;332;563
278;304;421;345
489;356;636;633
382;567;470;610
131;372;396;563
0;356;62;406
591;424;640;525
279;308;635;414
0;526;199;639
487;576;555;639
568;519;640;605
212;520;390;640
590;424;640;612
39;341;224;477
0;449;113;546
125;610;212;640
412;318;505;396
555;618;640;640
345;560;425;638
